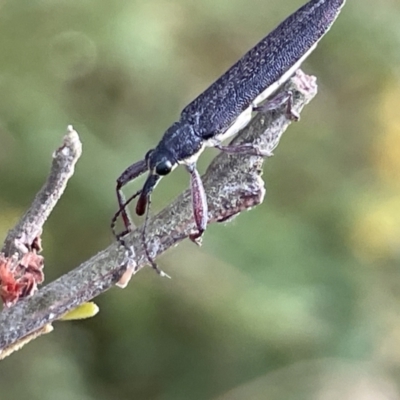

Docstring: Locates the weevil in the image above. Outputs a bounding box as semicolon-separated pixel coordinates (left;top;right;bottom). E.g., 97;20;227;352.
112;0;346;274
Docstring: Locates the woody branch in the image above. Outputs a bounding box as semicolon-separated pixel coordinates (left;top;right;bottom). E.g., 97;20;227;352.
0;70;317;355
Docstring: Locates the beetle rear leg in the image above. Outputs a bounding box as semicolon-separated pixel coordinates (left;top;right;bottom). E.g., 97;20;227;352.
215;89;301;157
253;90;299;121
215;143;273;157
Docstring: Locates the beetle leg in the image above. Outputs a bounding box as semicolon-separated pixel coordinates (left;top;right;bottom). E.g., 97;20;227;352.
111;188;143;242
215;143;273;157
186;163;208;245
215;89;301;157
253;90;299;121
111;159;147;241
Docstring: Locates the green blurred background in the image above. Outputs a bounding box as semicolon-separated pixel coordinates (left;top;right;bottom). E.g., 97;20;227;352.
1;0;400;399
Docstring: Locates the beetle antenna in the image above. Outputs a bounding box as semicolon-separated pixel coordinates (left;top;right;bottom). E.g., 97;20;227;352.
113;175;170;277
141;194;168;276
111;189;142;245
137;179;170;277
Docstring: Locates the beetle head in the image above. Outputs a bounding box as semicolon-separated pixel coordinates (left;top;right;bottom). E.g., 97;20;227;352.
145;148;177;176
135;148;177;216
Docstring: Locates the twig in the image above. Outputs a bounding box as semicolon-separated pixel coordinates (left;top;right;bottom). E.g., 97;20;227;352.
0;70;317;354
1;126;82;256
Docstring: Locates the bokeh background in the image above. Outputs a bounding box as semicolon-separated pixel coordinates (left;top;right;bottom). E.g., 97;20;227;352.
1;0;400;399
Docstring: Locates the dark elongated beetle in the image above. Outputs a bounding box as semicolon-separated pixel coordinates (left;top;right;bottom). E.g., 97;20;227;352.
112;0;346;275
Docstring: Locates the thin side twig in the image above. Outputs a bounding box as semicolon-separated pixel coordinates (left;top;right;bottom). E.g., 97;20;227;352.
0;70;317;355
1;126;82;257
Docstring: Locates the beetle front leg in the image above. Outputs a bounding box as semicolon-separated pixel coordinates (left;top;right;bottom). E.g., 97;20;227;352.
115;181;133;235
111;158;147;242
186;163;208;245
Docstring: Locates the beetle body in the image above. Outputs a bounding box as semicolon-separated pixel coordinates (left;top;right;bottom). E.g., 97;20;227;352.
112;0;346;273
